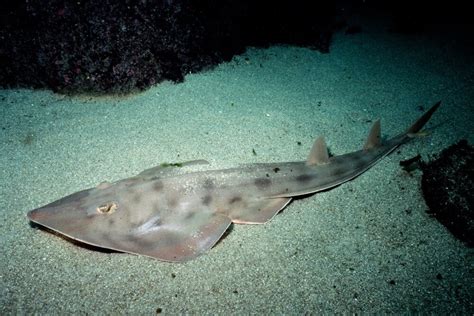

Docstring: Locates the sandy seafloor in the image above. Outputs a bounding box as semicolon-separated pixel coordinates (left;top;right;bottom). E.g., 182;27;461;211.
1;18;474;315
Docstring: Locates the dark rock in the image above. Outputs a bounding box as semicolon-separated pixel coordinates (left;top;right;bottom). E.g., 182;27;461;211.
421;140;474;247
0;0;336;94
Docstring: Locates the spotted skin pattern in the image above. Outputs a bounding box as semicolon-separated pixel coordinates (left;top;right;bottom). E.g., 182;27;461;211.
27;102;440;262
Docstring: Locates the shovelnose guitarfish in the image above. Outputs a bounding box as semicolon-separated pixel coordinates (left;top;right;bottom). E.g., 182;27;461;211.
27;102;441;262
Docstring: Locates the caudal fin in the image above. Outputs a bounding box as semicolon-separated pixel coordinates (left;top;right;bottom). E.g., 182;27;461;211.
406;101;441;135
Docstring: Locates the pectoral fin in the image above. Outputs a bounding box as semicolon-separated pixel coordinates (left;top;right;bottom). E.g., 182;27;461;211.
227;197;292;224
120;212;232;262
29;196;232;262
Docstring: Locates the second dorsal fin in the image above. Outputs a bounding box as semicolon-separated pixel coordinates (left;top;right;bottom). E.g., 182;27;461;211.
306;136;330;166
363;119;381;150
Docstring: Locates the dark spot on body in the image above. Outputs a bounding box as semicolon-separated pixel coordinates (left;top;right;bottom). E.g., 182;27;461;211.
202;195;212;206
254;178;271;190
273;167;280;173
184;212;196;221
229;196;242;204
331;167;347;177
295;174;313;183
160;162;183;168
167;196;178;208
108;218;115;225
153;180;164;192
266;173;270;177
203;178;215;190
133;193;142;203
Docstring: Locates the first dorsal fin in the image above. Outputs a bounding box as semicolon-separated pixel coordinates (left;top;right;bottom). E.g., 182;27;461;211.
363;119;381;150
306;136;330;166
